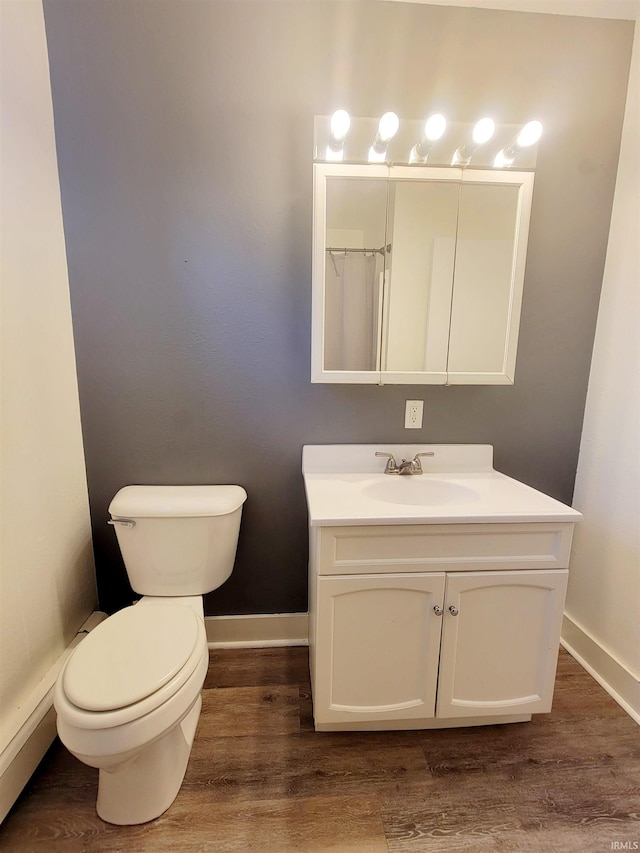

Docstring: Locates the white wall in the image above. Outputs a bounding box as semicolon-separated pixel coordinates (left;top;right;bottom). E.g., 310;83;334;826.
564;24;640;720
0;0;96;798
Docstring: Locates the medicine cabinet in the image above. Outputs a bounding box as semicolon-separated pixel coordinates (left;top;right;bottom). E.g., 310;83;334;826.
311;164;535;385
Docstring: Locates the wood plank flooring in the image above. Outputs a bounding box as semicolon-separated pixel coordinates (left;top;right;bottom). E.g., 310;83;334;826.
2;647;638;851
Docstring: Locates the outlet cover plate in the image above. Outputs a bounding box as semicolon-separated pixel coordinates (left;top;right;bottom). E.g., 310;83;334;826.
405;400;423;429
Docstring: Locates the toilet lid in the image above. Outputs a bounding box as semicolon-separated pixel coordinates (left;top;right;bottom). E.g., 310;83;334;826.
63;605;201;712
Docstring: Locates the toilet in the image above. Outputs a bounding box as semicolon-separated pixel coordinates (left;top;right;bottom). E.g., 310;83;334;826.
54;484;247;825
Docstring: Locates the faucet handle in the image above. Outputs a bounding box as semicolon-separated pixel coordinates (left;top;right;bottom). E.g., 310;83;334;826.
375;451;398;474
411;451;435;474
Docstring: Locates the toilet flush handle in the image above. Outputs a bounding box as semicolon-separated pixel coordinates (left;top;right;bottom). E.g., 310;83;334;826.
108;518;136;529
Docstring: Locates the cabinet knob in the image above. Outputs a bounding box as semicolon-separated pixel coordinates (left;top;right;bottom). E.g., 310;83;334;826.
448;605;459;616
433;605;443;616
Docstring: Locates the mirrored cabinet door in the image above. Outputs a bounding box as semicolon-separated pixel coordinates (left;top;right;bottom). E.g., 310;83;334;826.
446;171;534;384
312;164;387;383
323;172;388;374
382;167;461;383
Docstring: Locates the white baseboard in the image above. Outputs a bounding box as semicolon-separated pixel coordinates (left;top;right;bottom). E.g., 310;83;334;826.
0;612;106;824
205;612;309;648
0;707;58;826
561;614;640;724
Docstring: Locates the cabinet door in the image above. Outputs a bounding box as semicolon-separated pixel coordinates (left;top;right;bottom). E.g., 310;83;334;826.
314;573;445;725
436;569;568;718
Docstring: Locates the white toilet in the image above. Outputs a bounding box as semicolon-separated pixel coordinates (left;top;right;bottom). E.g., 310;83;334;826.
54;484;247;825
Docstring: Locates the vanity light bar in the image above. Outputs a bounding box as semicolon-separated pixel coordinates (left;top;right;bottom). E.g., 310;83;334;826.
317;114;543;168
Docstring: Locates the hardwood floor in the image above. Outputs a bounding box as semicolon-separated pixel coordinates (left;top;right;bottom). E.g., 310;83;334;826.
2;648;638;851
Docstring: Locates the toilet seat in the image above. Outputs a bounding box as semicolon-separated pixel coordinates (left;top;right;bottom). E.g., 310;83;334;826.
64;605;200;712
56;605;207;730
55;645;209;762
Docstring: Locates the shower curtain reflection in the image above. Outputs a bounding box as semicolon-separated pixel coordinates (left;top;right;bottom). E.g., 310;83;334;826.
324;252;381;371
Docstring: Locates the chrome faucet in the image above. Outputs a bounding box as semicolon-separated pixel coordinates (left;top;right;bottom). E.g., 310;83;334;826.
375;451;435;475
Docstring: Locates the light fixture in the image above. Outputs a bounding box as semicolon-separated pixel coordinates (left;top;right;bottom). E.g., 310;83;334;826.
325;109;351;161
409;113;447;163
316;113;543;167
452;116;496;166
494;119;543;168
368;112;399;163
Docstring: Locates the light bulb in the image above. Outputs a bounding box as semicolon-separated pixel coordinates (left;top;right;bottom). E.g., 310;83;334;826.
325;145;344;162
378;112;399;142
369;112;399;162
452;147;471;167
410;114;447;163
516;120;543;148
330;109;351;143
472;117;495;145
494;149;515;169
424;113;446;141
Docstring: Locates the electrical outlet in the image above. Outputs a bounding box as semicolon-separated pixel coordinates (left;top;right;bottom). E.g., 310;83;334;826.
404;400;423;429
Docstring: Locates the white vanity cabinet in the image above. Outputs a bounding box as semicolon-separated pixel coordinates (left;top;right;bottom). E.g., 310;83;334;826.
308;523;573;731
302;444;582;732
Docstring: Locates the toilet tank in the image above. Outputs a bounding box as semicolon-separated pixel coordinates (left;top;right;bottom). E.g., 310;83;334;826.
108;485;247;596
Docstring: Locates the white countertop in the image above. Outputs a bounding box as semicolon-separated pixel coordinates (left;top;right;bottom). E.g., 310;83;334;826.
302;444;583;527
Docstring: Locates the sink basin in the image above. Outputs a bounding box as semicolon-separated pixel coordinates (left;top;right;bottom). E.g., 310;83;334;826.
302;445;584;525
362;477;479;506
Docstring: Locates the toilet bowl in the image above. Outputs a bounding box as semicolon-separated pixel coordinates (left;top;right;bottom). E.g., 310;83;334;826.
54;599;208;824
54;485;246;825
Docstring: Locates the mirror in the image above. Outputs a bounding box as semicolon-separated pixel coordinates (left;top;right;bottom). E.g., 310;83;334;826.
447;181;522;380
323;175;387;372
384;171;460;380
312;164;534;385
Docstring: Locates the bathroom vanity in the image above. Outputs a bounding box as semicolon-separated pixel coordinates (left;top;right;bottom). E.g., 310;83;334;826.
302;445;582;731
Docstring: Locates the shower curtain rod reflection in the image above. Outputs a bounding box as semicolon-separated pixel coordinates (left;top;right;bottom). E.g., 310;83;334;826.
326;244;391;256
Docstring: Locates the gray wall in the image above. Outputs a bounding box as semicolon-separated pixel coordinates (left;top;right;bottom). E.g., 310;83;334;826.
42;0;633;615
